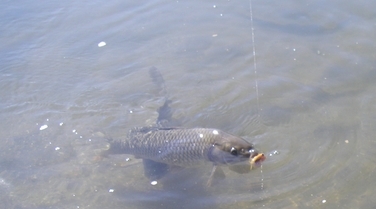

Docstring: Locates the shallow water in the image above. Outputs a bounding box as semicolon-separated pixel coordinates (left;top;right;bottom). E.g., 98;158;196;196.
1;0;376;208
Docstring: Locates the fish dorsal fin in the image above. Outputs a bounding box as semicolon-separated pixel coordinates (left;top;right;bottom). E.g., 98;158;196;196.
157;100;173;127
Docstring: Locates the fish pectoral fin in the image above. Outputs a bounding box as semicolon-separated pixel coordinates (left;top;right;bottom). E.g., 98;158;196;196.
206;165;226;187
229;163;251;174
142;159;169;181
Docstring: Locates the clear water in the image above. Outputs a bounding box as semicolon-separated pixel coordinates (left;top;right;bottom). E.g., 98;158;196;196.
1;0;375;208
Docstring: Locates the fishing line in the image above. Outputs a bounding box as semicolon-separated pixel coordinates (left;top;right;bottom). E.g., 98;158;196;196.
249;0;260;118
249;0;266;201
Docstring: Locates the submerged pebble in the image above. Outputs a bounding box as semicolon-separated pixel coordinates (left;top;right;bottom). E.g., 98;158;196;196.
40;125;48;130
98;42;106;47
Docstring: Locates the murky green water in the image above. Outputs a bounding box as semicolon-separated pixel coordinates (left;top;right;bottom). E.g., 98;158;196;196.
1;0;375;208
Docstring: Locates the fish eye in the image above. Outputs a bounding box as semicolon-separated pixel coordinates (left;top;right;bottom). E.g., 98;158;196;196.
230;147;238;156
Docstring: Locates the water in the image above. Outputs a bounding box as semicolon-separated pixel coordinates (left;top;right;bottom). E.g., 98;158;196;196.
1;0;376;208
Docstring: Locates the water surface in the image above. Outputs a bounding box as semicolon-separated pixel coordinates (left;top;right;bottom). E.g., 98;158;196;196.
1;0;376;208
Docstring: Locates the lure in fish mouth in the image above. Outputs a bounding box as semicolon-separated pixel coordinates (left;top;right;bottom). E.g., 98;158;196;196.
250;153;266;170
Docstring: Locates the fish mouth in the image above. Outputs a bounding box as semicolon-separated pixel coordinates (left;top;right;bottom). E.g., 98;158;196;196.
249;153;266;170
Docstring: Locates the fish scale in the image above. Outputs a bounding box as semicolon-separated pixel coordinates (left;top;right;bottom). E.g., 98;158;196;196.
128;128;218;167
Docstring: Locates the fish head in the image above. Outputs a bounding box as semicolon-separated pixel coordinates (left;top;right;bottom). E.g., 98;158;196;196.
208;132;263;166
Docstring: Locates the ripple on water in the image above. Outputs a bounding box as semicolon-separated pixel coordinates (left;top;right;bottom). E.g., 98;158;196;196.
255;118;363;207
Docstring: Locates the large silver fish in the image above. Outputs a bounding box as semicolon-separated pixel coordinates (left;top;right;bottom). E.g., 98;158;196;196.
103;67;265;186
107;126;258;167
103;125;265;186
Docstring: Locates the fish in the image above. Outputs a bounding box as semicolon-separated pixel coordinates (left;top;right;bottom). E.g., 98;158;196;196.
103;67;265;186
103;124;265;186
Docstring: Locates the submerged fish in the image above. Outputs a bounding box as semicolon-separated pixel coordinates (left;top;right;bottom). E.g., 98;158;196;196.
106;126;262;166
103;125;265;186
103;67;265;186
